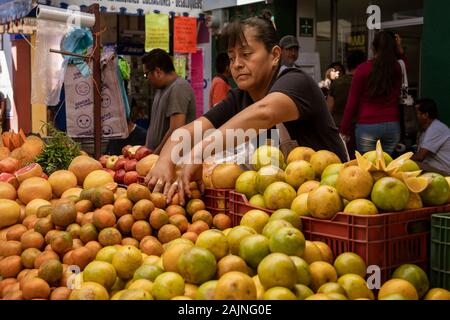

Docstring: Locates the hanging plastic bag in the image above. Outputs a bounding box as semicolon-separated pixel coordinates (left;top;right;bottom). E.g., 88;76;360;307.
64;52;129;139
31;19;70;106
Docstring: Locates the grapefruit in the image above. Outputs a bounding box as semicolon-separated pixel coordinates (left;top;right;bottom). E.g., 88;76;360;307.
269;208;302;229
177;247;217;285
226;225;257;255
308;186;343;219
240;210;270;234
338;274;374;300
195;230;228;261
262;220;292;239
320;174;339;188
249;194;266;208
152;272;185;300
70;282;109;300
310;150;341;178
216;255;250;278
255;165;286;194
252;145;285;171
297;181;320;195
336;166;374;201
378;279;419;300
17;177;52;205
287;147;316;163
68;156;103;186
211;163;244;189
239;234;270;269
112;245;142;279
83;170;114;190
83;261;117;290
196;280;217;300
15;163;43;183
420;173;450;206
290;256;311;286
257;253;297;289
399;160;421;173
215;271;256;300
133;264;163;282
0;199;21;228
269;227;305;257
293;284;314;300
405;192;423;210
285;160;315;189
0;181;17;200
344;199;378;215
263;287;296;300
263;182;297;210
321;163;344;180
291;193;311;216
333;252;367;278
424;288;450;300
309;261;338;292
371;177;409;212
235;170;258;199
392;264;429;298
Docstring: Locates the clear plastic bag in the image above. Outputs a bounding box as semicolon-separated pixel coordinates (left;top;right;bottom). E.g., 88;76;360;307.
31;19;70;106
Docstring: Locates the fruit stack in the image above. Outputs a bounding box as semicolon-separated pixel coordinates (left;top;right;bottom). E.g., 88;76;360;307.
99;145;155;186
231;141;450;220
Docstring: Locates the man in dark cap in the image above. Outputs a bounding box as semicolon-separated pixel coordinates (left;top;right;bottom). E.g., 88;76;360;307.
279;35;300;72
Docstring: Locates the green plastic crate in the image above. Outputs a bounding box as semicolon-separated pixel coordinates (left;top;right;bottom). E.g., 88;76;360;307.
430;213;450;290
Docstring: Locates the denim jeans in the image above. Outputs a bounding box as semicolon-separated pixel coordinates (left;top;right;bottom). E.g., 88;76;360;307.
355;122;401;155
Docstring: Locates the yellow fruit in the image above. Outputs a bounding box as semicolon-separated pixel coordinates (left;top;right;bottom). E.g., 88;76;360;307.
83;170;114;189
215;271;256;300
378;279;419;300
338;274;375;300
424;288;450;300
287;147;316;164
309;261;337;292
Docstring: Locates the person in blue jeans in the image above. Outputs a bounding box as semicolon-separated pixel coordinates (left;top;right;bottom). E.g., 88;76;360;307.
340;31;405;155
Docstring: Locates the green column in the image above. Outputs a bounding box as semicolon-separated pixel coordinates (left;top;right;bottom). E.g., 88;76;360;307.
422;0;450;125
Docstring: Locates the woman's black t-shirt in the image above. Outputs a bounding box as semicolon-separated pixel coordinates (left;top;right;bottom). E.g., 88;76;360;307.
203;68;349;162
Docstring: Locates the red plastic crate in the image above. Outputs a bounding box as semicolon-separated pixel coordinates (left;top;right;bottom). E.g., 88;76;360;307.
229;190;450;283
301;204;450;283
228;191;274;226
204;188;232;215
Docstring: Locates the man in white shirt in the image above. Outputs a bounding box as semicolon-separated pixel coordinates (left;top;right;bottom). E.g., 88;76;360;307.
412;99;450;176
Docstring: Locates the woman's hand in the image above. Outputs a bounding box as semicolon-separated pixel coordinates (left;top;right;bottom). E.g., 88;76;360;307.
144;159;176;195
167;163;204;206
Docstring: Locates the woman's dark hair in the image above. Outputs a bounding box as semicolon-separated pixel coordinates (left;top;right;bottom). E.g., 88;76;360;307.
416;98;439;119
221;15;279;52
141;49;175;73
215;52;230;74
328;62;346;76
368;31;400;97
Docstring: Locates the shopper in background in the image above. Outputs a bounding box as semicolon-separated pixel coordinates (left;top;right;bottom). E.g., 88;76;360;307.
327;51;366;158
209;52;232;109
319;66;340;97
144;15;348;203
412;99;450;176
142;49;196;155
340;31;404;155
329;62;346;80
279;35;300;72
